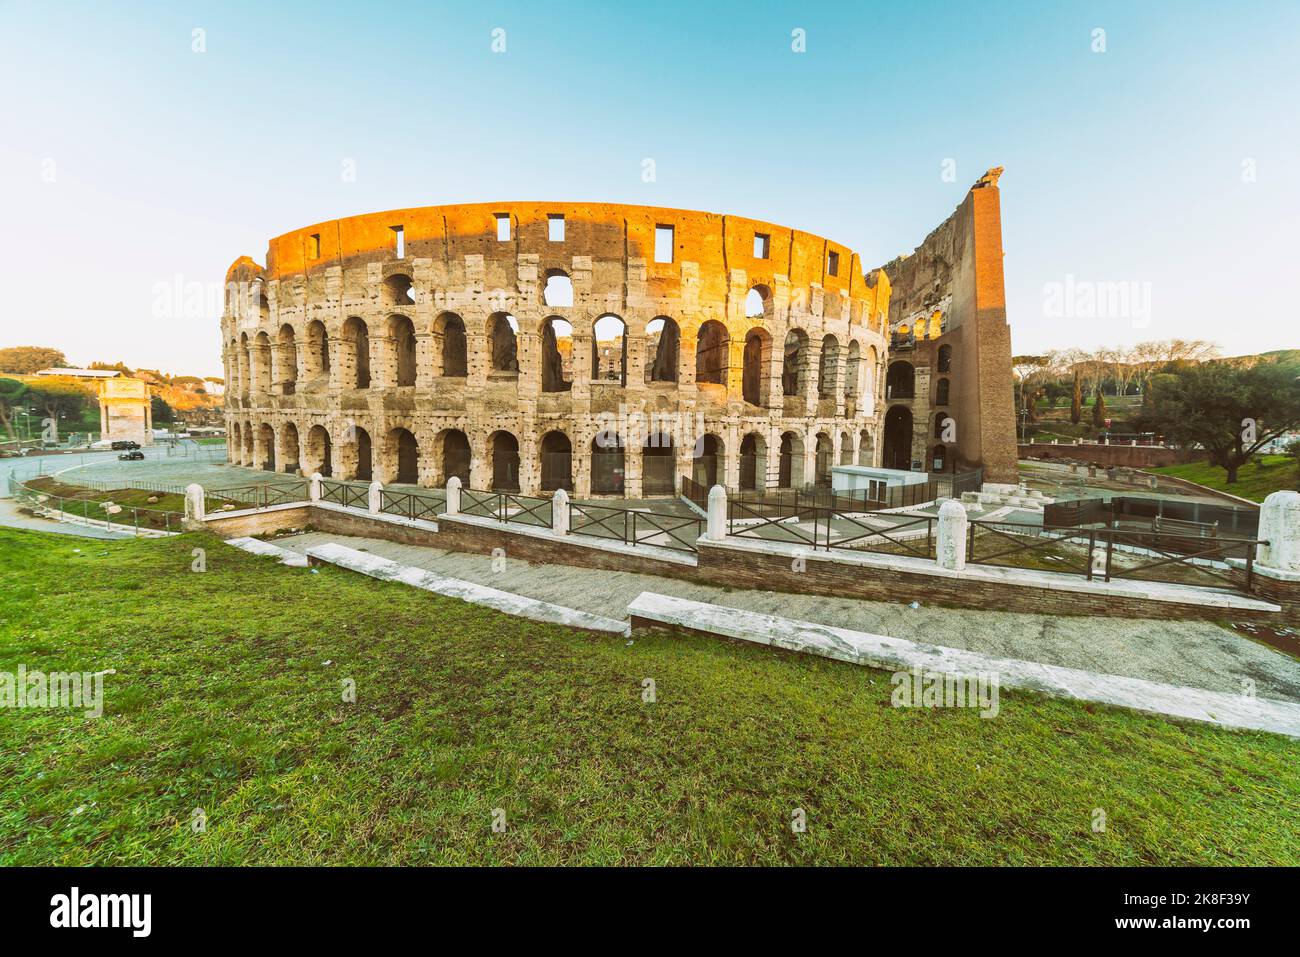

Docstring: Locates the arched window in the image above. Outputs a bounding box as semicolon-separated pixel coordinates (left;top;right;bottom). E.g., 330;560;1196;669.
386;428;420;484
938;344;953;374
814;432;833;487
818;335;840;399
695;320;728;385
438;429;471;485
352;426;373;481
278;422;300;472
936;377;950;405
306;424;332;477
778;431;804;487
543;271;573;308
384;273;415;307
844;341;861;399
839;431;854;465
591;431;625;494
592;314;627;385
389;315;417;387
642;432;675;495
645;317;679;383
693;434;723;488
782;329;808;396
253;332;272;394
306;320;330;378
541;318;573;392
488;313;518;373
742;329;769;406
277;324;298;396
540;430;573;491
934;413;951;440
886;361;914;400
434;313;467;377
739;433;767;491
344;317;370;389
745;285;770;319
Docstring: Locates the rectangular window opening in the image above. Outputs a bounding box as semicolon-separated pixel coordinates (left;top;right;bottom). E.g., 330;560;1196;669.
495;213;511;242
309;234;321;259
753;233;770;259
548;214;565;242
827;250;840;276
654;224;674;264
392;225;405;259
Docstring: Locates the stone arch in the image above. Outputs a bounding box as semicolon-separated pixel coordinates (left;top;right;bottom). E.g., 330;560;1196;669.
844;340;860;400
277;421;300;473
306;424;332;477
858;429;873;466
343;316;371;389
487;313;519;373
229;421;242;464
276;324;298;395
540;430;573;491
389;314;417;387
886;360;914;400
695;320;728;386
541;317;573;392
242;420;254;464
883;405;913;471
745;284;772;319
934;411;951;440
543;270;573;308
742;327;771;407
305;320;330;379
239;333;251;395
642;431;675;496
436;428;471;486
350;425;374;481
818;334;840;399
814;431;833;486
384;427;420;484
693;433;724;488
839;430;854;465
253;332;272;394
489;430;520;490
739;432;767;491
782;328;808;397
592;314;628;385
433;312;467;377
645;317;679;383
938;344;953;374
383;273;415;308
936;377;951;406
778;431;805;488
257;422;275;471
590;430;625;494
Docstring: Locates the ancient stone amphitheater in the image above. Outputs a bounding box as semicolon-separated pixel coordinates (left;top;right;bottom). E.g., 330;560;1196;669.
221;202;890;498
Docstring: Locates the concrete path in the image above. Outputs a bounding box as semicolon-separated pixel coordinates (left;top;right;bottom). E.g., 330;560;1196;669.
0;499;129;540
270;530;1300;702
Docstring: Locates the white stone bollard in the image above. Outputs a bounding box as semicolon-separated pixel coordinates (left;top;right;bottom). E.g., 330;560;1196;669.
1091;546;1108;577
706;485;727;541
1257;491;1300;572
184;483;205;522
445;476;461;516
309;472;323;502
552;488;570;536
368;480;383;514
936;499;968;571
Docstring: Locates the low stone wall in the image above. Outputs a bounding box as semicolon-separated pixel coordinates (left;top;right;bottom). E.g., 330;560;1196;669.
692;538;1283;624
202;504;312;538
1020;443;1196;468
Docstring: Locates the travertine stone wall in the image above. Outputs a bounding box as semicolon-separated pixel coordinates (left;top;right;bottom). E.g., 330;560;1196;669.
221;202;891;496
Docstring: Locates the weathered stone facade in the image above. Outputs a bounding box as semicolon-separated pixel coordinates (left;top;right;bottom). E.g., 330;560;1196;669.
221;202;893;496
879;170;1019;484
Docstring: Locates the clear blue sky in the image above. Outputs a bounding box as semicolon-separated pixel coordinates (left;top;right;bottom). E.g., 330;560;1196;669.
1;0;1296;377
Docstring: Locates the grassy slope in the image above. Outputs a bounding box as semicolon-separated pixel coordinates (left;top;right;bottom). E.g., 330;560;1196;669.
1149;456;1299;503
0;527;1296;866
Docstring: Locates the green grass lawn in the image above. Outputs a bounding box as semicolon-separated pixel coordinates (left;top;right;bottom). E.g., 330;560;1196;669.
1149;455;1299;503
1;527;1296;865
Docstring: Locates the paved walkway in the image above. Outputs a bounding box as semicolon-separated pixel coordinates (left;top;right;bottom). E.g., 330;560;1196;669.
0;499;129;540
271;530;1300;702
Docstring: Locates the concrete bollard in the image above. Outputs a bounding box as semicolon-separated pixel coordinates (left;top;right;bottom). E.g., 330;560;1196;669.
552;488;569;536
184;483;205;522
309;472;322;502
1257;491;1300;572
706;485;727;541
936;499;968;571
368;480;383;514
445;476;461;516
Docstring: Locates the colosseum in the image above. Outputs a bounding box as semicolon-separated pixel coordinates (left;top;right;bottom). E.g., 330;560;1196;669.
220;176;1015;498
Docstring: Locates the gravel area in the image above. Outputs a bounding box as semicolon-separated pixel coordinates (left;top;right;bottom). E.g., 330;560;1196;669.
272;531;1300;703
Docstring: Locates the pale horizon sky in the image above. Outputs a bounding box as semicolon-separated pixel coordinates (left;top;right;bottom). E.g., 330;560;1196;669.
1;0;1297;378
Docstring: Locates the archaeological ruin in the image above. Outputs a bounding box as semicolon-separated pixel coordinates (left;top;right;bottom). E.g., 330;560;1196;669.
221;173;1017;496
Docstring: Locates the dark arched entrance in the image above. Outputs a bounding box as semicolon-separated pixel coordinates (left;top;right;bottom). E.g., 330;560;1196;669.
882;406;913;471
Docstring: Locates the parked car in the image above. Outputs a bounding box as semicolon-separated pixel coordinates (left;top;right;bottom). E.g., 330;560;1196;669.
111;440;141;451
118;450;145;461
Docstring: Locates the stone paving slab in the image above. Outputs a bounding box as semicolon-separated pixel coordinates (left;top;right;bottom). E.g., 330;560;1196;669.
224;536;309;567
628;592;1300;738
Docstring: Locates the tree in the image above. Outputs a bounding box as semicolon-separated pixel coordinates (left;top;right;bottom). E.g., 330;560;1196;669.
1012;355;1053;423
1143;360;1300;484
0;346;67;374
88;360;134;376
1070;370;1082;425
1092;386;1107;429
0;377;28;438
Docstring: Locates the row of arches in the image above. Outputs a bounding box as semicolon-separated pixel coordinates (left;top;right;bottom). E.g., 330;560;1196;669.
228;420;877;495
228;314;880;406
